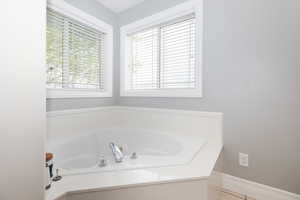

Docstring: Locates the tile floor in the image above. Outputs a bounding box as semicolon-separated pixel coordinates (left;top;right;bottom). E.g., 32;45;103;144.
220;190;256;200
221;193;242;200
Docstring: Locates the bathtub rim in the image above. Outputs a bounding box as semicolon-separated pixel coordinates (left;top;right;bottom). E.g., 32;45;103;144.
47;106;223;118
46;106;223;200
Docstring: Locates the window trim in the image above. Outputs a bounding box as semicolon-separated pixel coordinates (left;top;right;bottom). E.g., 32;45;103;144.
120;0;203;98
47;0;113;99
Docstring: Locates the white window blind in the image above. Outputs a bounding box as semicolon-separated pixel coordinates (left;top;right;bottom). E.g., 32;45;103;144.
47;9;105;90
129;15;196;90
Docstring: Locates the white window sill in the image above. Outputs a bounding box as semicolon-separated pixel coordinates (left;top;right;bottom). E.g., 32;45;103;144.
120;88;202;98
47;89;112;99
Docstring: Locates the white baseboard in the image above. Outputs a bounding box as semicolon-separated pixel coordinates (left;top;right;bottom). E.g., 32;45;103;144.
222;173;300;200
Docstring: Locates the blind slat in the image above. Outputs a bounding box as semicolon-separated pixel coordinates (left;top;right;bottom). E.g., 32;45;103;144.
130;16;196;90
46;9;105;90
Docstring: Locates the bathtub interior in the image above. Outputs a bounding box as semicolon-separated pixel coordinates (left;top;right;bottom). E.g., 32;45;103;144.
47;128;206;175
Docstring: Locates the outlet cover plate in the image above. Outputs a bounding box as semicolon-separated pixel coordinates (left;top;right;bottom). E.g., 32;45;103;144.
239;153;249;167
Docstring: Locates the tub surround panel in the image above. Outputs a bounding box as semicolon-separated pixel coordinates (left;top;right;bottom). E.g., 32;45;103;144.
47;107;116;140
47;106;222;144
113;107;223;144
66;180;207;200
54;173;223;200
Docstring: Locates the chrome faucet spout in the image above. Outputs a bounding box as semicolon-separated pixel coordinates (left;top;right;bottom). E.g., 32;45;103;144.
109;143;124;163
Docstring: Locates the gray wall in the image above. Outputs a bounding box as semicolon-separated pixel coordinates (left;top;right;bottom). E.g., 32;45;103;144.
46;0;118;111
117;0;300;194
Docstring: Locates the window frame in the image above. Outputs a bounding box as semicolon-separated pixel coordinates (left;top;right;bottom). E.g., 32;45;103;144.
47;0;113;99
120;0;203;98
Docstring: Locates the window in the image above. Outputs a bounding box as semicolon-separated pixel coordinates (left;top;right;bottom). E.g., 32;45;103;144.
47;9;104;90
47;1;113;98
120;0;203;97
130;15;195;90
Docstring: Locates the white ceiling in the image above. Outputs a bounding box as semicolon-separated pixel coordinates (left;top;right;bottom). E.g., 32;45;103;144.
96;0;146;13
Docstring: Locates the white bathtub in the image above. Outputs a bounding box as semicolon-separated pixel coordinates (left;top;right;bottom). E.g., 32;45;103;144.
48;128;206;175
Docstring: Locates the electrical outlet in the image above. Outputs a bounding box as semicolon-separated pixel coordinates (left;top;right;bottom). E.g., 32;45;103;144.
239;153;249;167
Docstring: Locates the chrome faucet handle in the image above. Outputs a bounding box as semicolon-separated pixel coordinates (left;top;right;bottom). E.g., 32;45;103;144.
131;152;138;159
98;158;107;167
